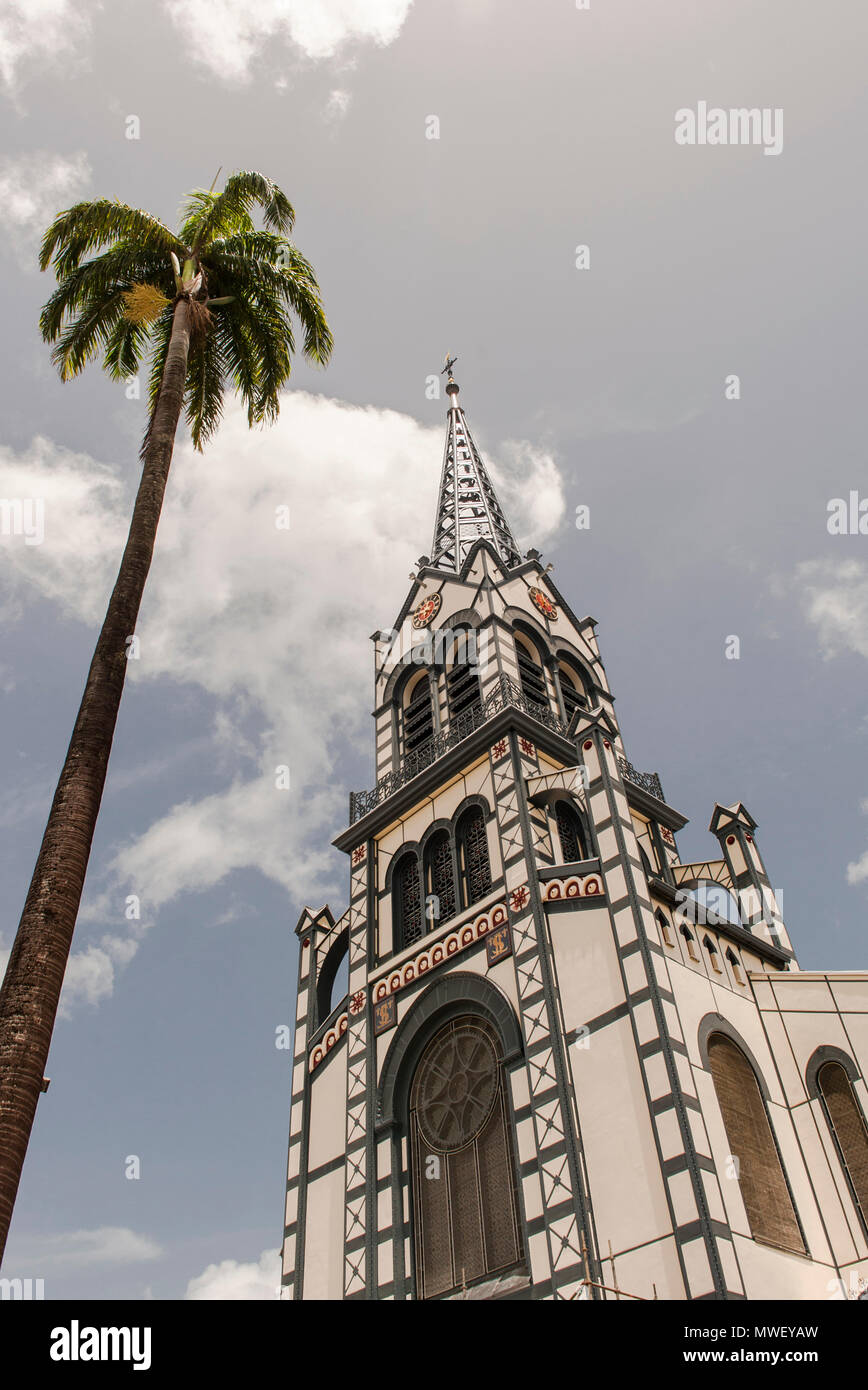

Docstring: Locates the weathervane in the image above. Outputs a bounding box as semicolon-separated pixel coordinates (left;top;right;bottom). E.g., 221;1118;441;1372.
441;353;458;381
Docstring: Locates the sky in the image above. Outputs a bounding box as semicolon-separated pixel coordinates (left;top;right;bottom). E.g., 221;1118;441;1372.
0;0;867;1300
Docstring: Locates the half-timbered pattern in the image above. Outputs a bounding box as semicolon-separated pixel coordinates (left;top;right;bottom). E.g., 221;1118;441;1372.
281;369;868;1300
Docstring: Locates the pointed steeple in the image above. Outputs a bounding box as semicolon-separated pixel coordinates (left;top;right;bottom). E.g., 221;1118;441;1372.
429;360;522;573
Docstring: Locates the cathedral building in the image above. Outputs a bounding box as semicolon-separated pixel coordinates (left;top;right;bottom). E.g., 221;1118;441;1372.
281;367;868;1301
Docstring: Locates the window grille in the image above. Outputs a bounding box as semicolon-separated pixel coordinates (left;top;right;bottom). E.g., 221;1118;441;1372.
457;807;492;907
817;1062;868;1232
555;800;588;863
425;830;456;926
410;1018;522;1298
708;1034;805;1254
396;853;423;949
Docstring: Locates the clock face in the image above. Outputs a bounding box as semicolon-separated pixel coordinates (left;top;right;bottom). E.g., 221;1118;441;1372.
412;592;442;628
529;586;557;620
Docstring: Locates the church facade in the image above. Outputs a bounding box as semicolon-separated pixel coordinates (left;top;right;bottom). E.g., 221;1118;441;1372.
281;370;868;1301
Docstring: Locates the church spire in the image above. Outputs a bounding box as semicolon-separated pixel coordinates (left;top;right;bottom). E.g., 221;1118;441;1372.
429;358;522;573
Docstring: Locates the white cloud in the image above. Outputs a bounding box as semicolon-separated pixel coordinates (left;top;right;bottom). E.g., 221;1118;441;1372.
0;435;125;620
58;934;140;1018
6;1225;161;1271
793;558;868;661
162;0;413;81
186;1247;280;1299
3;393;564;950
0;0;94;92
325;87;352;120
0;151;91;266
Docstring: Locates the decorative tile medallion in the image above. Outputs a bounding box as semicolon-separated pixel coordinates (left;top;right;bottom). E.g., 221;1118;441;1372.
373;995;397;1035
486;922;513;965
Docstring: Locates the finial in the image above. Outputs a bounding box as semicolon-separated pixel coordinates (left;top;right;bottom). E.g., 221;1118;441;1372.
441;353;459;401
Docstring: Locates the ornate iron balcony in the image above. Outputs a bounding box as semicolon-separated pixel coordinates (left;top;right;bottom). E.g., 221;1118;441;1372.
618;757;664;801
349;673;569;823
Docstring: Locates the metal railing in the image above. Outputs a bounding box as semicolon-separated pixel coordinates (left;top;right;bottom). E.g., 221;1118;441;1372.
349;674;569;822
618;757;664;801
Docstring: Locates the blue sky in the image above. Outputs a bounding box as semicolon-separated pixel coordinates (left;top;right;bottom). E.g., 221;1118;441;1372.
1;0;867;1298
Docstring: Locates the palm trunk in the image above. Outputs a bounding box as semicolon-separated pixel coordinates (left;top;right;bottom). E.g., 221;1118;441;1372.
0;297;192;1266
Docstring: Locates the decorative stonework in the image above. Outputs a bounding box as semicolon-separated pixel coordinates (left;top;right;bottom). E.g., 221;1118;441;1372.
309;1012;348;1071
541;873;604;902
370;901;508;1003
486;922;513;964
373;995;397;1035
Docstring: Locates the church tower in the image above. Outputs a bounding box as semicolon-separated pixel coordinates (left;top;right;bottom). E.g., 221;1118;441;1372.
281;366;868;1301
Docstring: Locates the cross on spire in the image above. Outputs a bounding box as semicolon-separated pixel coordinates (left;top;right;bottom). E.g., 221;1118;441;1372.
429;362;522;573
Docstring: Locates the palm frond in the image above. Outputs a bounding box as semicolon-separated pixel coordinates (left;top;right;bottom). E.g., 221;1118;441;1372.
50;291;127;380
40;200;185;276
103;314;152;382
40;245;174;342
185;329;225;451
182;171;295;251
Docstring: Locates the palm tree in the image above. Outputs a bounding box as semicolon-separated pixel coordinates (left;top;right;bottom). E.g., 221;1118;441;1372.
0;171;333;1264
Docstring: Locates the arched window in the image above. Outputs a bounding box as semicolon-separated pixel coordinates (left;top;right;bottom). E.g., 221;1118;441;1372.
555;799;588;864
558;661;588;721
816;1062;868;1232
707;1033;805;1253
424;829;457;929
410;1016;523;1298
514;632;548;710
394;852;423;951
446;628;482;725
315;931;349;1026
639;844;653;879
403;672;434;755
456;806;492;908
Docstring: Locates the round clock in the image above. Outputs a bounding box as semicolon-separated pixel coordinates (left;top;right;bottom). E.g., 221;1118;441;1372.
529;586;557;620
412;592;442;628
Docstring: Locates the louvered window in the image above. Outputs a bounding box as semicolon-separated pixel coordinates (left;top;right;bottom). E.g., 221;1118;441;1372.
817;1062;868;1232
555;800;588;863
559;667;587;721
515;639;548;710
424;830;457;927
395;853;423;950
410;1018;523;1299
457;807;492;908
404;676;434;754
446;649;481;722
708;1034;805;1253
